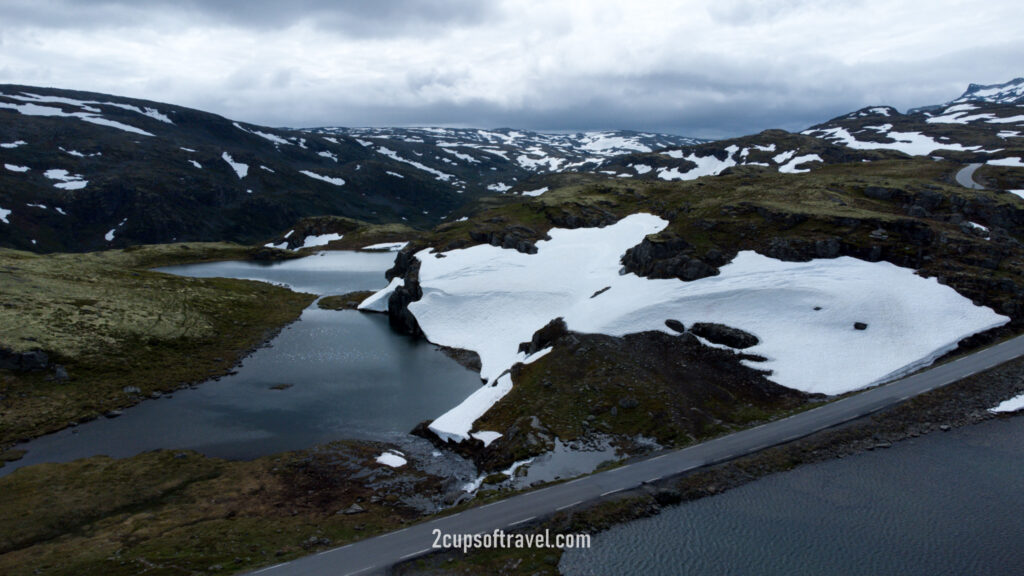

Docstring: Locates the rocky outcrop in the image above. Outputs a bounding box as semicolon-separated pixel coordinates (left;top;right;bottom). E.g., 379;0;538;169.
386;252;424;337
621;235;721;281
0;348;49;372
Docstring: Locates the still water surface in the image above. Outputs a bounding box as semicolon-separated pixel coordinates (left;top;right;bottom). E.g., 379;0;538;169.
561;416;1024;576
2;252;483;476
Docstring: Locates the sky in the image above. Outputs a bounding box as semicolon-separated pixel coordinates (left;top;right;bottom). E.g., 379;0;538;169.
0;0;1021;139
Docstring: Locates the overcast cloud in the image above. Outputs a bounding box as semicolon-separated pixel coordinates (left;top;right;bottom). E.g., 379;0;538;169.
0;0;1020;138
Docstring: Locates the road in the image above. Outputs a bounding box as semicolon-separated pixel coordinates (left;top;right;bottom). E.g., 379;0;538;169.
955;163;986;189
246;334;1024;576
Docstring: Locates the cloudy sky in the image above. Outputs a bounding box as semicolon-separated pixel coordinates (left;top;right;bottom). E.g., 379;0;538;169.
1;0;1021;138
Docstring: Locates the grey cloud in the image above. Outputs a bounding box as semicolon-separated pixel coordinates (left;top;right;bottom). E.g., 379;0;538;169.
1;0;497;37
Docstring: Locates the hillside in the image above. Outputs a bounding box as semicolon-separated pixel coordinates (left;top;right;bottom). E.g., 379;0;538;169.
0;85;702;253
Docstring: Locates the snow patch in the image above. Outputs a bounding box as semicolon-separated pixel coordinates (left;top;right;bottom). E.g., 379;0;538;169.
5;164;29;172
470;431;502;447
633;164;652;175
522;187;549;197
430;374;514;443
318;150;338;162
380;212;1008;424
221;152;248;179
362;241;408;252
386;171;404;179
43;169;88;190
779;153;823;174
375;450;407;468
990;393;1024;413
806;126;979;155
988;157;1024;167
0;207;10;224
487;182;512;193
298;233;343;249
1;140;27;149
358;277;403;312
188;159;202;169
299;170;345;186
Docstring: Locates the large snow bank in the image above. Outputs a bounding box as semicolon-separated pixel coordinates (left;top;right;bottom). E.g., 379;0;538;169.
379;213;1009;441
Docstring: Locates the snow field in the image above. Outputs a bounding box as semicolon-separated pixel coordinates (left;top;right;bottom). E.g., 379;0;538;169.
380;214;1009;442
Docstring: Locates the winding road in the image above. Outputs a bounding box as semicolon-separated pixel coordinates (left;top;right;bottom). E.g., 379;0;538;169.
245;334;1024;576
955;163;986;189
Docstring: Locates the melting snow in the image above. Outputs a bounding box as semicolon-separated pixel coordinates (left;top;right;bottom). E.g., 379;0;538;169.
374;213;1009;441
487;182;512;193
362;241;409;252
298;233;342;249
221;152;248;179
299;170;345;186
805;126;979;155
633;164;652;175
470;431;503;447
104;218;127;242
430;374;514;443
988;157;1024;167
386;171;404;178
986;115;1024;124
1008;190;1024;200
377;146;454;182
658;147;738;181
522;187;549;197
4;164;29;172
318;150;338;162
1;140;27;149
990;392;1024;413
188;160;202;169
778;153;823;174
375;450;407;467
0;207;10;224
43;169;88;190
180;147;196;153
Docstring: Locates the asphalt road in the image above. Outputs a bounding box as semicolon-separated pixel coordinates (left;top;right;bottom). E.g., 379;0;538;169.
955;163;986;189
246;334;1024;576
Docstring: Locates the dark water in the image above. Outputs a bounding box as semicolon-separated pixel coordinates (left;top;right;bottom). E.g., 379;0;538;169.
561;416;1024;576
2;252;483;476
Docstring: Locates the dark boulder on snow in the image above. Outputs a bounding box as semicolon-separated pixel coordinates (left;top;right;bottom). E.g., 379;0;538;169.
690;323;759;349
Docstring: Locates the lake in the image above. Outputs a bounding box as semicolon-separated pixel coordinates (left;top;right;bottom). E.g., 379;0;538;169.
1;251;483;476
560;416;1024;576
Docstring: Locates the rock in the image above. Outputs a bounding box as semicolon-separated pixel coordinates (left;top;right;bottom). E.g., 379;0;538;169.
339;503;366;515
664;319;686;333
940;424;951;432
854;322;868;330
0;348;49;372
519;318;569;355
690;323;759;349
123;386;142;395
104;410;123;419
52;365;70;381
653;489;682;506
618;397;639;410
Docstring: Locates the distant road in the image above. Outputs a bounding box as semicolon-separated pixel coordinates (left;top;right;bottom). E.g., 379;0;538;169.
956;163;986;189
246;334;1024;576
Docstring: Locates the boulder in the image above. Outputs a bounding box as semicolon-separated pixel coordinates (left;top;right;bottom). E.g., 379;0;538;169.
691;323;759;349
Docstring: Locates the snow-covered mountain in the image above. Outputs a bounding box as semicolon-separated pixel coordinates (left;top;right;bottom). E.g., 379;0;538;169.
308;126;703;194
950;77;1024;106
0;84;703;252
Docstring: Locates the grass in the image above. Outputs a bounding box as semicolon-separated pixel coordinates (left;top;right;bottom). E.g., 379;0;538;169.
0;243;315;448
0;441;444;576
317;291;376;310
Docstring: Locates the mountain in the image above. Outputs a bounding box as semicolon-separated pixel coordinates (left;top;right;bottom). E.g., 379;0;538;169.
309;126;703;194
0;84;703;253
